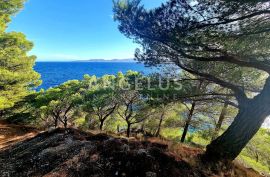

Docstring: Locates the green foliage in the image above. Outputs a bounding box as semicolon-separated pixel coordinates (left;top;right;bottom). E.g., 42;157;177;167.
34;80;82;128
0;0;41;111
115;72;152;136
239;129;270;174
161;128;182;141
1;0;269;173
83;74;118;130
10;68;270;173
0;0;25;32
113;0;270;161
178;127;270;174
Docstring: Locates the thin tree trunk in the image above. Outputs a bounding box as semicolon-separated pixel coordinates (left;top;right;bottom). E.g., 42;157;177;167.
181;102;196;143
212;101;229;141
117;125;120;133
155;112;165;137
0;110;4;119
205;77;270;161
255;151;259;163
64;117;68;129
54;117;59;128
99;119;105;131
140;121;145;133
98;105;117;131
127;123;131;137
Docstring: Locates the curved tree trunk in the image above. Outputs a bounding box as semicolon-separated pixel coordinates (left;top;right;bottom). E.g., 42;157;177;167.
181;102;196;143
205;78;270;161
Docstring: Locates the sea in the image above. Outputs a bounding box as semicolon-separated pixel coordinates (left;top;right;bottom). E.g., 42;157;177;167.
34;62;156;90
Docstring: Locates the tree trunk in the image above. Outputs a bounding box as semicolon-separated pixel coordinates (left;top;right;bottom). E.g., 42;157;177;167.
99;119;105;131
54;117;59;128
155;112;165;137
181;102;196;143
255;151;259;163
64;118;68;129
127;123;131;137
212;101;229;141
117;125;120;133
205;77;270;161
0;110;4;119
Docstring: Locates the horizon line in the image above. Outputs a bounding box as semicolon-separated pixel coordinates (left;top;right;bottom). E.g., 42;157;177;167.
36;58;137;62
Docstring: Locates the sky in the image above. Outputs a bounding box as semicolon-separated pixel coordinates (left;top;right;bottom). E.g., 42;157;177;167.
7;0;167;61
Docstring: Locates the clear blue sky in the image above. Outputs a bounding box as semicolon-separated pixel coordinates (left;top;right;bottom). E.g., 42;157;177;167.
8;0;166;61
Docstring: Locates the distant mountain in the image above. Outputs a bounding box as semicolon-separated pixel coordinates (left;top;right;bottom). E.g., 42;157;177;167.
76;59;136;62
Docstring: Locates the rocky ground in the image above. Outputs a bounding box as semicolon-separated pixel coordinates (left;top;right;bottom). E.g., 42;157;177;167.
0;122;263;177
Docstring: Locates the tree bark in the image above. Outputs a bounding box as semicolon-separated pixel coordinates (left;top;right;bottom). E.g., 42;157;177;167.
54;117;59;128
64;117;68;129
127;123;131;137
117;125;120;133
212;101;229;141
98;104;117;131
181;102;196;143
155;112;165;137
99;119;105;131
0;110;4;119
205;77;270;161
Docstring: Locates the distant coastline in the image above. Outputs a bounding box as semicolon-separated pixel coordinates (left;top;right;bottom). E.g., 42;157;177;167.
37;59;137;63
75;59;136;62
34;61;153;89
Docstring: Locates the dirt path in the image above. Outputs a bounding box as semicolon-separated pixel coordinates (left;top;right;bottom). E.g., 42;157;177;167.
0;120;40;149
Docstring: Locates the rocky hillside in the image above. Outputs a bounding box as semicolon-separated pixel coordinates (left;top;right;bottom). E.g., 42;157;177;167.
0;123;263;177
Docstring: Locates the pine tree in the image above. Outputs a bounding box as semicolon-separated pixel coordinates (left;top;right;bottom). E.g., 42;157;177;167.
0;0;41;115
114;0;270;161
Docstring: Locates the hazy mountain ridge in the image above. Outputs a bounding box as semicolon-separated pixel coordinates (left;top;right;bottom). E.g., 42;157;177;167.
76;58;136;62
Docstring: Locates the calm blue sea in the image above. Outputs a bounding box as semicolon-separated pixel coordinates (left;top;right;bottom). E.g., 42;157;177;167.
34;62;155;89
